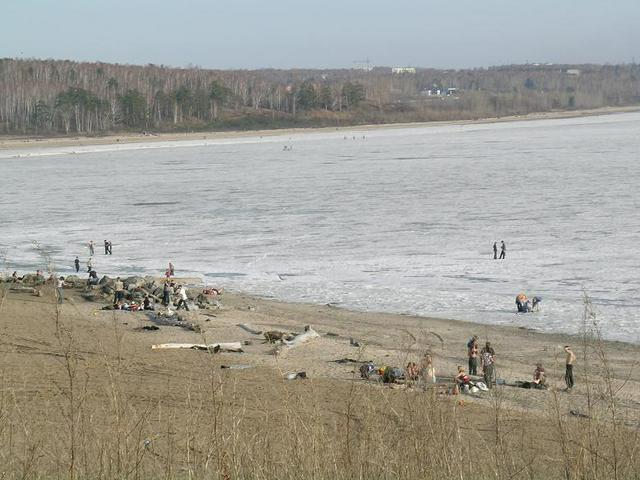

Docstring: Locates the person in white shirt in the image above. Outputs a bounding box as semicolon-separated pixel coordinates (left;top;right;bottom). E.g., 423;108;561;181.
176;285;189;311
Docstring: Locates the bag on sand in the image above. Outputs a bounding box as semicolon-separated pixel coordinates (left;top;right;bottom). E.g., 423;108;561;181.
360;362;375;379
383;367;405;383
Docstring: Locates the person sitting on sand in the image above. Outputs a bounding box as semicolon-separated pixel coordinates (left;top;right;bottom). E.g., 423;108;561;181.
87;269;99;286
405;362;420;381
455;366;471;390
143;295;154;311
533;363;546;387
203;287;221;296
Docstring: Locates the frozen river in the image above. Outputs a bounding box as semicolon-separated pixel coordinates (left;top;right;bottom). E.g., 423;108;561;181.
1;112;639;342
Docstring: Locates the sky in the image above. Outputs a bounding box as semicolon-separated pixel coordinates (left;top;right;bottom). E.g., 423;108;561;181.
2;0;639;70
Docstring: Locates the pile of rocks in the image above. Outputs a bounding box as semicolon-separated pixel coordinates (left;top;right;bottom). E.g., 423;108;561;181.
1;272;222;310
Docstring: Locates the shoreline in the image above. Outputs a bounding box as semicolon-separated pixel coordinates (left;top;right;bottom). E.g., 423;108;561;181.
1;105;639;152
2;280;640;420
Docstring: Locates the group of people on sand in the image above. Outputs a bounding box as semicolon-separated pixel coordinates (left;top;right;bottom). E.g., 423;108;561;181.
162;279;190;311
367;334;577;396
111;294;155;311
456;335;577;393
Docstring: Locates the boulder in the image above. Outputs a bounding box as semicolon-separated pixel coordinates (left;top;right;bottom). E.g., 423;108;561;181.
22;273;45;286
81;292;98;302
65;275;81;287
124;276;145;290
99;275;113;286
186;289;199;301
130;292;145;302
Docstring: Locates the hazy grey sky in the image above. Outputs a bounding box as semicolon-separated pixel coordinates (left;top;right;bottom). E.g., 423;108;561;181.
2;0;639;69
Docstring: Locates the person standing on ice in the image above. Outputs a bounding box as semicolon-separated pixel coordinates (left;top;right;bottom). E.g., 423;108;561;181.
88;240;94;256
74;257;80;273
499;241;506;259
493;242;498;259
104;240;109;255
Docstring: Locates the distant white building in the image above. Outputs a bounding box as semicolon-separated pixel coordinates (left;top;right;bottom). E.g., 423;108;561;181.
353;60;373;71
566;69;581;76
392;67;416;74
423;87;458;97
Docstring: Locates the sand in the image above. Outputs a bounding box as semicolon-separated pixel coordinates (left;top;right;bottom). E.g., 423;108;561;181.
2;281;640;476
1;105;639;152
2;281;639;419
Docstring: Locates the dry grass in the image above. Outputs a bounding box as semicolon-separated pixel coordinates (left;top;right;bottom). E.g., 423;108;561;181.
0;278;639;479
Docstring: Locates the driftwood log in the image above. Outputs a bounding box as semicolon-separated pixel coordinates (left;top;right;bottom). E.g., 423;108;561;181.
237;323;263;335
9;286;37;294
151;342;243;352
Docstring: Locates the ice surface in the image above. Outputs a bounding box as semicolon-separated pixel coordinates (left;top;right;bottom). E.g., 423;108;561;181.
1;113;639;342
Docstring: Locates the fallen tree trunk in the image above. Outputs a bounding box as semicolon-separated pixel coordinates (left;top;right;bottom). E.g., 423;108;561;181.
9;286;37;294
237;323;262;335
151;342;243;352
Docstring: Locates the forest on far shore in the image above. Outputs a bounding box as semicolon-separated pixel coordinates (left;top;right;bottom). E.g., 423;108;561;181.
1;58;639;135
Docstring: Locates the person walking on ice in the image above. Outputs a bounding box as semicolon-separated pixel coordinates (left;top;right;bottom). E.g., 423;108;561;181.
499;241;506;259
493;242;498;259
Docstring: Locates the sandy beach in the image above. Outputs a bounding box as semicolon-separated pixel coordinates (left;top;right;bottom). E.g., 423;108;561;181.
1;105;639;152
1;278;640;477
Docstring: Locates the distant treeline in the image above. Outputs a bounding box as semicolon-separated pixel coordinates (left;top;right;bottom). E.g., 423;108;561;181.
1;58;639;135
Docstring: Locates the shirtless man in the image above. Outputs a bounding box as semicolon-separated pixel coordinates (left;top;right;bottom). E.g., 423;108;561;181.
564;346;576;391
